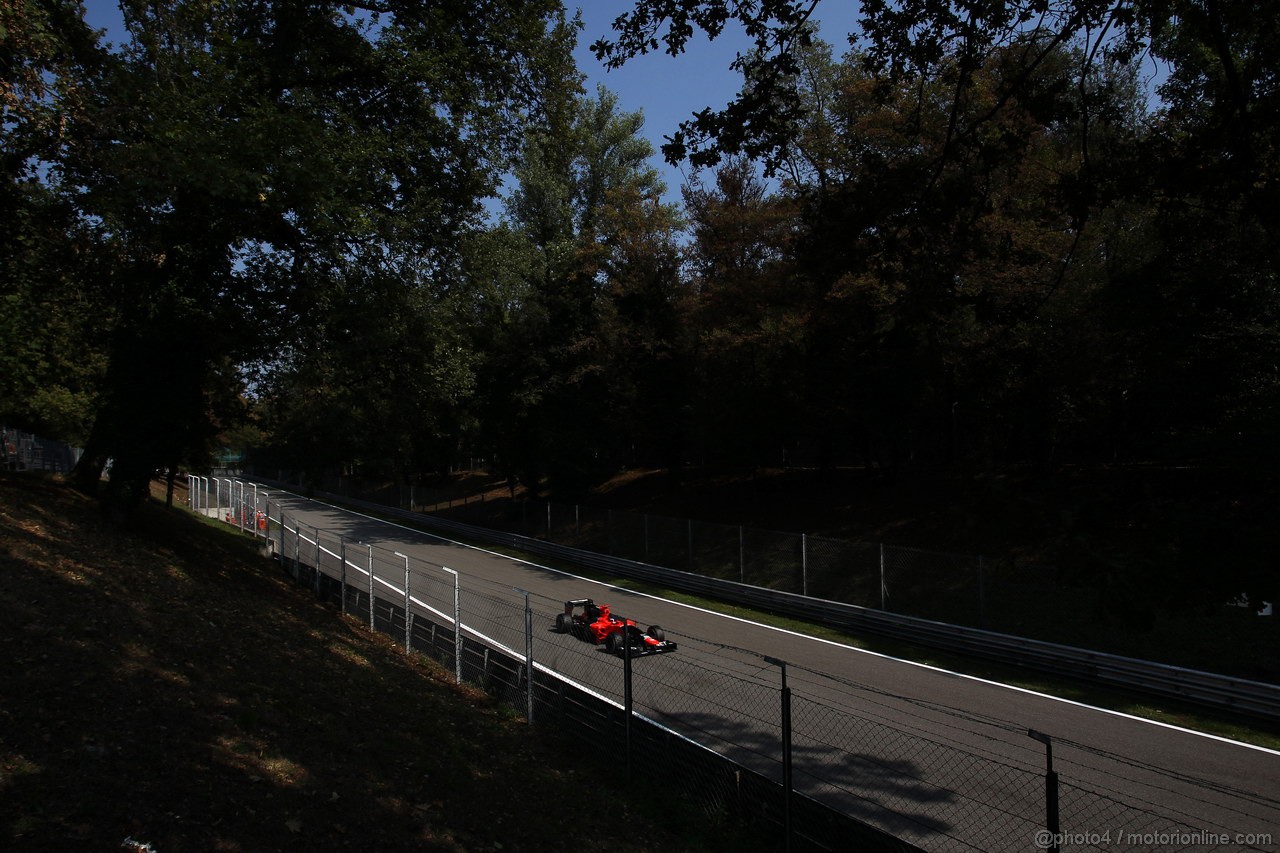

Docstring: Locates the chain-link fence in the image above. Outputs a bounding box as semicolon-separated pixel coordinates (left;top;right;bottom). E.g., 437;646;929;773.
2;426;82;473
432;495;991;628
189;478;1277;853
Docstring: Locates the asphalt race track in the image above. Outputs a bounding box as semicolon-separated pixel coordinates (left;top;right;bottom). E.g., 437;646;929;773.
255;487;1280;853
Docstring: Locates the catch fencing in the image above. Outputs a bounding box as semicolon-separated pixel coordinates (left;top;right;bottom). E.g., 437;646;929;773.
189;477;1276;853
335;487;994;629
2;426;82;474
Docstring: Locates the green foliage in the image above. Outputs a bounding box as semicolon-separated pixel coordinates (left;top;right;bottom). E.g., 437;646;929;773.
7;0;1277;627
2;0;576;511
477;85;687;496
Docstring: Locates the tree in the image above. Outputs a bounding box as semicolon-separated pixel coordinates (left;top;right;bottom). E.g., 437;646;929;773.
483;86;681;496
32;0;575;513
0;0;107;443
682;158;802;468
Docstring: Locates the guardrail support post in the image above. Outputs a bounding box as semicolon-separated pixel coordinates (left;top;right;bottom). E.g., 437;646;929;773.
1029;729;1060;852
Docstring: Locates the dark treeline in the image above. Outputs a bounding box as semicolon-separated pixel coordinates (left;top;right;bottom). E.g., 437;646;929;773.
4;1;1277;521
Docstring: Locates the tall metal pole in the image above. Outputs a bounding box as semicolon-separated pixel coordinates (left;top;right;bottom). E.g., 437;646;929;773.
395;552;412;653
367;545;375;631
313;525;321;594
977;555;987;628
339;536;347;615
739;526;745;583
880;543;887;611
766;656;793;853
623;636;634;779
443;567;460;684
514;587;533;724
801;534;808;597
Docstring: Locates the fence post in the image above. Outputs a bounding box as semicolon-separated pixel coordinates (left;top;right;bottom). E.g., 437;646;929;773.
1029;730;1060;852
395;551;411;653
339;536;347;614
688;519;694;572
313;525;321;595
623;636;634;779
879;543;887;611
443;567;460;684
739;526;745;583
977;555;987;627
801;534;808;597
766;656;793;852
367;545;375;631
515;587;534;724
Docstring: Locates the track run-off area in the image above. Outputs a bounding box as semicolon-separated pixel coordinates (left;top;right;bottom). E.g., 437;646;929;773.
247;486;1278;852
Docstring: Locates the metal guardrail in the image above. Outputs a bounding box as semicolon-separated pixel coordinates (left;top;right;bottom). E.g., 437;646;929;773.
312;488;1280;724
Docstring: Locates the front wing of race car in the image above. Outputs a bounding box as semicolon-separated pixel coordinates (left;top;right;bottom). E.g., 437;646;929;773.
612;629;677;657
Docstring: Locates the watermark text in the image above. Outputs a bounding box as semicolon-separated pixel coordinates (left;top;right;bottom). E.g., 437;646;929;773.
1034;828;1273;848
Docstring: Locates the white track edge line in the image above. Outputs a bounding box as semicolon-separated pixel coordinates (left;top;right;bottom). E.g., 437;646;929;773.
265;488;1280;757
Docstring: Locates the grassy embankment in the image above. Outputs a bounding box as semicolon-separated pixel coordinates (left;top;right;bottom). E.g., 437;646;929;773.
0;472;757;852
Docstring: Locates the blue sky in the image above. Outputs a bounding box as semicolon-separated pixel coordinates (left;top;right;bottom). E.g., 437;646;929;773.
573;2;861;201
79;1;861;208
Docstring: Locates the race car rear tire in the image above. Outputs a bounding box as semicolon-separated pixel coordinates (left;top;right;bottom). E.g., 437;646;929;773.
646;625;665;642
606;631;625;654
554;613;572;633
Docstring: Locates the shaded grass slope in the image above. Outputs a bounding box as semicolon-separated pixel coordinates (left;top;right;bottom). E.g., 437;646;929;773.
0;473;726;852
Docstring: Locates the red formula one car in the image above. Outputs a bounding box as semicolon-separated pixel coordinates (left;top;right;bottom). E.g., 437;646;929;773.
554;598;677;656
